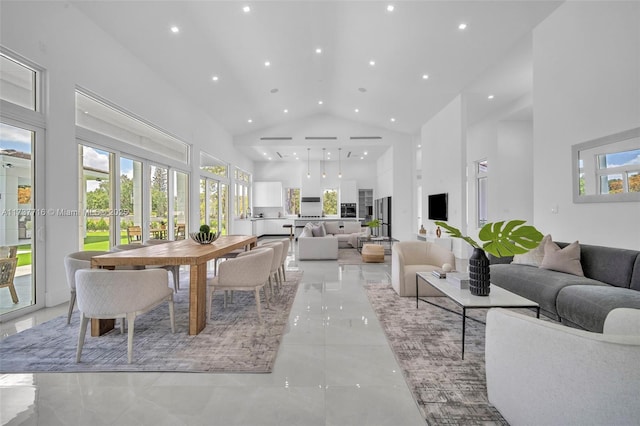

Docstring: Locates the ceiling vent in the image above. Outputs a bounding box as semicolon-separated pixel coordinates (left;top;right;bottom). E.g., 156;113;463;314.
260;137;292;141
304;136;337;140
350;136;382;140
347;151;352;158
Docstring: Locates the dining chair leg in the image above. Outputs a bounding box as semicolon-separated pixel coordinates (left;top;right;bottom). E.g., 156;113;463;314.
207;287;215;321
76;313;89;362
172;267;180;292
127;313;136;364
67;291;76;324
254;288;263;323
168;297;175;333
281;264;287;282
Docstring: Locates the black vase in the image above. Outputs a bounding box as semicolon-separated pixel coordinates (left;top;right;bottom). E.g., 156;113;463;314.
469;248;490;296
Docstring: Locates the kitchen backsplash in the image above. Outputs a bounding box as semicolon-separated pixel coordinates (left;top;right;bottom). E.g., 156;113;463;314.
253;207;285;218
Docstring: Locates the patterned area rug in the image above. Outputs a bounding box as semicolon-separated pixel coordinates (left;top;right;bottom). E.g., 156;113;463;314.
365;283;509;425
0;271;302;373
337;248;390;265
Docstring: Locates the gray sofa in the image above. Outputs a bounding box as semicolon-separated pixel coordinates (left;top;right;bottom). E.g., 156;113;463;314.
489;242;640;333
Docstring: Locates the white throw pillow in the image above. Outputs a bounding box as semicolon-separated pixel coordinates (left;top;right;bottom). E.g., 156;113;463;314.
343;222;362;234
539;240;584;276
324;221;340;235
512;234;551;267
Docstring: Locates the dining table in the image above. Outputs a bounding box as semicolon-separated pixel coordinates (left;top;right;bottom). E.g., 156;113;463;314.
90;235;257;336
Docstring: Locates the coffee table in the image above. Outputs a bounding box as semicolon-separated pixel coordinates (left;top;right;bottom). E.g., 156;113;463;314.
357;236;398;254
416;272;540;359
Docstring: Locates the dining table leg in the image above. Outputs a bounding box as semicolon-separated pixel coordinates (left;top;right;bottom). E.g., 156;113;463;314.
189;262;208;335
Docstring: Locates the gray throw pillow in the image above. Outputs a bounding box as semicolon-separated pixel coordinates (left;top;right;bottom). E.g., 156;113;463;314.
539;240;584;276
312;223;326;237
512;234;551;267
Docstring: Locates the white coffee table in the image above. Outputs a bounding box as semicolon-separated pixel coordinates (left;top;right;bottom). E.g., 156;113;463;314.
415;272;540;359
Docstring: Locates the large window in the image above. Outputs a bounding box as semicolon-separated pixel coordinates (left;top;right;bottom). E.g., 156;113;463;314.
76;91;190;248
200;178;228;235
476;159;488;227
0;51;45;318
323;188;338;216
284;187;300;216
235;168;250;217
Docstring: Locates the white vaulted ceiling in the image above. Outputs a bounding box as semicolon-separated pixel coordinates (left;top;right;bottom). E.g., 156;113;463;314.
71;1;561;161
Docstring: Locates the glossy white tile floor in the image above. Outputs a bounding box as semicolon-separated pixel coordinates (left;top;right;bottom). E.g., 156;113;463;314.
0;256;425;426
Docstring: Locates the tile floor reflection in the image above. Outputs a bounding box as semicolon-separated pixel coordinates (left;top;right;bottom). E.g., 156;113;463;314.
0;252;425;425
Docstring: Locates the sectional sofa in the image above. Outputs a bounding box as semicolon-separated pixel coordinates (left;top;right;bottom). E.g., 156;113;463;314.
489;241;640;333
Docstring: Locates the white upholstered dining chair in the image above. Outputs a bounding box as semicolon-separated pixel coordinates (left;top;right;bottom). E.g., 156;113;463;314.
143;239;181;292
207;247;273;323
63;250;109;324
75;268;175;364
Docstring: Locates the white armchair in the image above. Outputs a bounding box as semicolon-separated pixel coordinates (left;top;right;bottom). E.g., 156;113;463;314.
485;308;640;426
75;269;175;364
391;241;456;296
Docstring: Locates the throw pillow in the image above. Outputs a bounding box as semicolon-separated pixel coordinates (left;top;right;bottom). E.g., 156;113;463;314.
539;240;584;276
324;221;340;235
311;223;326;237
343;221;362;234
300;223;315;238
512;234;552;267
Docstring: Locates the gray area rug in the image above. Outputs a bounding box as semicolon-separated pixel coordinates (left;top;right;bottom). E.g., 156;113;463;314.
338;248;390;265
365;283;512;425
0;271;302;373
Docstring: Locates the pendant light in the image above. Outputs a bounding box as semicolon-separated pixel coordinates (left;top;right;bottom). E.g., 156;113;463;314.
338;148;342;178
322;148;326;178
307;148;311;179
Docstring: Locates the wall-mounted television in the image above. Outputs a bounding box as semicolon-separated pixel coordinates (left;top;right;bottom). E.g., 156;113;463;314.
428;193;448;221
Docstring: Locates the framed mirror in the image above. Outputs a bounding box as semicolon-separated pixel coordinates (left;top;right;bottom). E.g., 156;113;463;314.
572;127;640;203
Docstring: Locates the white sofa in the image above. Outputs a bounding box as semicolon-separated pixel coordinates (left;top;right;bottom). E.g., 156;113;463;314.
391;241;456;296
485;308;640;426
298;235;338;260
323;221;370;248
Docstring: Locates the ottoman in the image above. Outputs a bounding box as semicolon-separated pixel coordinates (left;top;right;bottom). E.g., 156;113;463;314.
362;244;384;263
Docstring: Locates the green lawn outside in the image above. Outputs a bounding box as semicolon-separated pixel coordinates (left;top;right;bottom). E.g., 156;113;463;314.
83;231;128;251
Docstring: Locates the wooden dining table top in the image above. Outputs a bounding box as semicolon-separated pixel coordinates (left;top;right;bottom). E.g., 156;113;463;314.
91;235;258;267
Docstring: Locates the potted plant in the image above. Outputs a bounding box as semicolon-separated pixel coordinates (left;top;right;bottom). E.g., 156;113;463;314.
434;220;543;296
365;218;381;237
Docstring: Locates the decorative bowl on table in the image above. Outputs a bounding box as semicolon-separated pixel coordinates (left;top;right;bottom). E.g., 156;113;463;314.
189;232;220;244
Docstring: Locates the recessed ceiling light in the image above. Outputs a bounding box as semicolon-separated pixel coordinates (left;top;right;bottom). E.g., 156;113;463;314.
390;118;396;122
283;109;288;113
84;111;89;114
293;152;297;156
488;94;495;100
386;5;395;12
264;61;271;67
315;48;322;54
268;157;272;160
369;60;376;66
417;144;422;148
170;26;179;33
263;152;267;156
247;119;253;123
318;100;323;105
422;74;429;80
458;23;468;30
212;76;219;81
354;108;359;113
243;6;251;13
364;151;368;155
360;156;364;160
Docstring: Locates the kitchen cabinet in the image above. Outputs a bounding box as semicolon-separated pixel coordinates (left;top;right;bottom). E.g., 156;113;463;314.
233;220;252;235
253;182;283;207
252;220;265;237
340;180;357;203
264;219;291;235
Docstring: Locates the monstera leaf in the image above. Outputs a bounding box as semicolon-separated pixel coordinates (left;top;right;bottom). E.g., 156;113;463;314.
478;220;543;257
435;220;543;258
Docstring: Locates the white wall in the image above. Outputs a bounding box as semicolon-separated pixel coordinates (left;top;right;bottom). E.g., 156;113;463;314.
420;96;466;257
533;1;640;249
466;97;534;235
1;2;252;306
